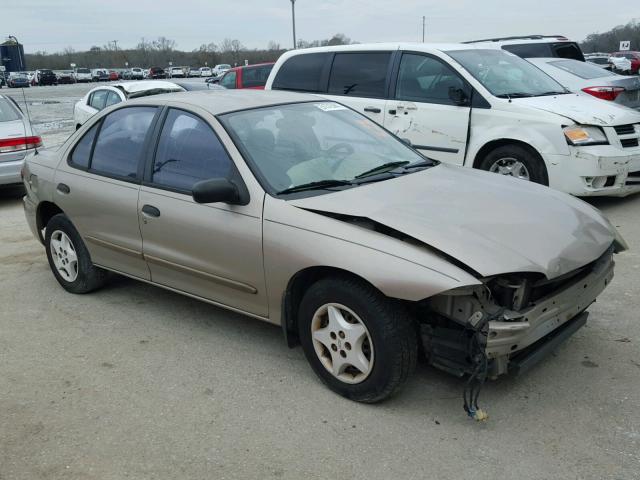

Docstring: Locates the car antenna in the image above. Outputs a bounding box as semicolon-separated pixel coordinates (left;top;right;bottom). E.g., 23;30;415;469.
19;84;38;154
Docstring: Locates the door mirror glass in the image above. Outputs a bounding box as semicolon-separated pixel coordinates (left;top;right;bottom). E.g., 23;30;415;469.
192;178;240;204
448;87;469;106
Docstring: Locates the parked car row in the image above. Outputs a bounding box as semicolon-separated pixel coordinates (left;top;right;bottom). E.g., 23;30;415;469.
585;52;640;75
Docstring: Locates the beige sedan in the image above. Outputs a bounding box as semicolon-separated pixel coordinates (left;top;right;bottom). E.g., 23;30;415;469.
22;90;626;414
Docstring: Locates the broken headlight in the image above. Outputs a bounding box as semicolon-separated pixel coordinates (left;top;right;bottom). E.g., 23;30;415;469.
563;125;608;146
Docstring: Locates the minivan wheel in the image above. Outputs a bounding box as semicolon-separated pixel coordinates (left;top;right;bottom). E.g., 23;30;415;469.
298;276;417;403
45;214;109;294
479;144;548;185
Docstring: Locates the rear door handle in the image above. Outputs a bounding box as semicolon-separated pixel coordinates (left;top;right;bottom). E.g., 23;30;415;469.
364;107;381;113
56;183;70;194
141;204;161;218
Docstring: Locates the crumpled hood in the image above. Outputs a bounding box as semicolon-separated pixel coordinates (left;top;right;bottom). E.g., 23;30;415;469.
514;93;640;126
288;164;615;279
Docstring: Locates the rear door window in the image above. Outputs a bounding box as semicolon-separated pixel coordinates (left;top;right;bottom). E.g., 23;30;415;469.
272;53;330;92
151;109;232;191
0;97;21;122
105;91;122;108
89;90;108;110
242;64;274;88
90;107;157;180
69;123;99;168
328;52;391;98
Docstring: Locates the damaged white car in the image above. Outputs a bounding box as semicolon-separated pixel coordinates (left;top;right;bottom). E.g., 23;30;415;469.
267;43;640;197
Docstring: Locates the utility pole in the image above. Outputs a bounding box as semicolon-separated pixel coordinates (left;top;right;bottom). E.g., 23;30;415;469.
291;0;297;49
422;16;425;42
112;40;119;51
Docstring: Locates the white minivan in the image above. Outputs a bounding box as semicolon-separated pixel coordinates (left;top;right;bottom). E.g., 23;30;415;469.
265;43;640;196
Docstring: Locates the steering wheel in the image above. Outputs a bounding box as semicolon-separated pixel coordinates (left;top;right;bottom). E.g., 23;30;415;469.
325;142;355;162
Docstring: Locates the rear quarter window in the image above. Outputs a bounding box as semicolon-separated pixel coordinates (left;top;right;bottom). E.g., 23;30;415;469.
272;53;330;92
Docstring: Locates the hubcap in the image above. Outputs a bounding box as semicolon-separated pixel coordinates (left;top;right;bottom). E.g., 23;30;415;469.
50;230;78;282
489;157;530;181
310;303;374;384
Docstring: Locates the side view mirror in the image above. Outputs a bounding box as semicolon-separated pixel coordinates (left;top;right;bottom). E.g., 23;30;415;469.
192;178;241;204
448;87;470;106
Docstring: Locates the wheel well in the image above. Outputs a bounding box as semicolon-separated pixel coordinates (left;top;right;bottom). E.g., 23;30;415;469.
472;139;544;169
281;267;379;348
36;201;64;243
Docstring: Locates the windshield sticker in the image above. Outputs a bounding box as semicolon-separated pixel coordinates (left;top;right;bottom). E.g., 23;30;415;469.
314;102;347;112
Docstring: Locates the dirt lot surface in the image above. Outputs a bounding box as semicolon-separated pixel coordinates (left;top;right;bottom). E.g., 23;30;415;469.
1;84;639;479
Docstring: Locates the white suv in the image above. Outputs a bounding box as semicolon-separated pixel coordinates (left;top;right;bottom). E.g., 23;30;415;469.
212;64;231;77
266;43;640;197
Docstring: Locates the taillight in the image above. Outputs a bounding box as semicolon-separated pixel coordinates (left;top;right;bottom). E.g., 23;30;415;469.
581;86;625;101
0;136;43;153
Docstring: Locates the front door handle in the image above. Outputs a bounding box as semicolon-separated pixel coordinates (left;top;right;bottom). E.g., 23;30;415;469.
141;204;161;218
364;106;381;113
57;183;70;194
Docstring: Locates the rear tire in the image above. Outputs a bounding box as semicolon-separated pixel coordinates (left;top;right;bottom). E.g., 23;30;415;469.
478;144;548;186
45;214;109;294
298;276;417;403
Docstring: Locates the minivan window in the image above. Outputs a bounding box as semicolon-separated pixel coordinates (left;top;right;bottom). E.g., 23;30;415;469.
90;107;156;179
69;123;99;168
503;43;552;58
242;64;274;88
396;54;468;105
448;49;566;97
151;109;231;191
328;52;391;98
272;53;329;92
552;43;584;61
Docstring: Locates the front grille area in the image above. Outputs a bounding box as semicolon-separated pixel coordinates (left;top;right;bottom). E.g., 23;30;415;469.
627;170;640;186
621;138;639;148
614;124;637;136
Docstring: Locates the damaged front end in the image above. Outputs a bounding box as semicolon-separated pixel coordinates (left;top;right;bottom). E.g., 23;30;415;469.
417;246;615;418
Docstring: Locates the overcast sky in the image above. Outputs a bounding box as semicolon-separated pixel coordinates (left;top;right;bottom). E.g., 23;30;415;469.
5;0;638;53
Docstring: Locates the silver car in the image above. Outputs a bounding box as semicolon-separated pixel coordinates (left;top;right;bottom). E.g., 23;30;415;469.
22;90;626;413
0;94;41;188
528;57;640;110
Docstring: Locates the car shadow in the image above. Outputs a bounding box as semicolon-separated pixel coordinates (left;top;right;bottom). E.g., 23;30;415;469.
0;186;25;202
97;273;523;420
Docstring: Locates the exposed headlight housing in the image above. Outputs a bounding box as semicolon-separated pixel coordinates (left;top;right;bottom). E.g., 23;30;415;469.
563;125;608;146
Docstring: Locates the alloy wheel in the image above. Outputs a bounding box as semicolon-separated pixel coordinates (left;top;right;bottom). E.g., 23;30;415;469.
310;303;374;384
50;230;79;282
489;157;531;181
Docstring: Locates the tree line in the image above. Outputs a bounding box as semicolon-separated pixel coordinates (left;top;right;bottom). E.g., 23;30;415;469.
23;34;353;70
580;19;640;52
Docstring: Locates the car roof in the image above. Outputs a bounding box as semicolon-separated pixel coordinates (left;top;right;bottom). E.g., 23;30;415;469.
277;42;493;56
463;35;572;45
112;80;182;93
128;89;319;114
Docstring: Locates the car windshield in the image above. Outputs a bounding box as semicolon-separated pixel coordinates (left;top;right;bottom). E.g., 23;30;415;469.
447;49;568;97
220;102;432;195
548;59;612;79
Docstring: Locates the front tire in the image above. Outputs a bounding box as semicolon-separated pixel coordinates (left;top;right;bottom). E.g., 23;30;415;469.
478;144;548;185
298;276;417;403
45;214;109;294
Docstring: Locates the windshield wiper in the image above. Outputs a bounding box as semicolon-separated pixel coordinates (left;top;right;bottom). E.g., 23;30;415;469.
495;92;534;99
277;179;353;195
354;161;410;179
536;90;571;96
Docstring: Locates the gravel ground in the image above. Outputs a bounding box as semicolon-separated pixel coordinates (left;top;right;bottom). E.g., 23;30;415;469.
0;84;639;480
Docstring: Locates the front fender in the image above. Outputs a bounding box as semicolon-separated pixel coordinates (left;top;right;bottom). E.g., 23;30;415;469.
263;196;481;325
